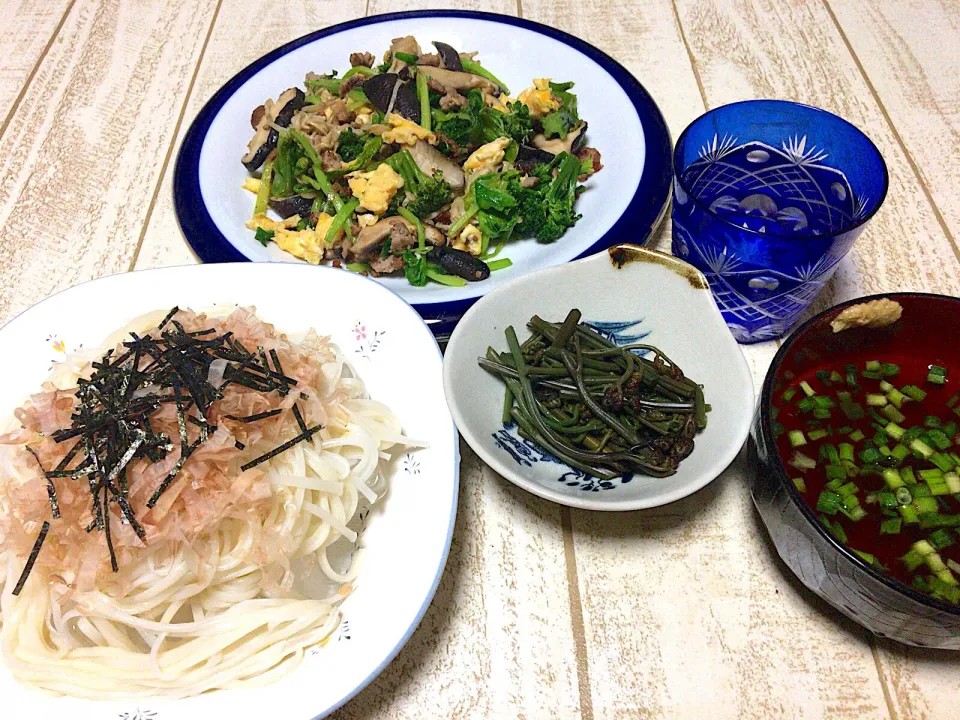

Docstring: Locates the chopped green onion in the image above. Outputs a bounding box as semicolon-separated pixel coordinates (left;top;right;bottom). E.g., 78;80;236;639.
911;438;935;459
928;366;948;385
891;444;910;462
881;404;906;424
914;496;940;515
782;387;797;402
866;393;888;407
903;385;928;402
930;529;955;549
881;363;900;377
848;429;865;442
792;477;807;493
487;258;513;273
789;451;817;471
817;491;842;515
799;380;816;397
884;468;905;490
885;422;905;440
346;262;370;273
881;518;902;534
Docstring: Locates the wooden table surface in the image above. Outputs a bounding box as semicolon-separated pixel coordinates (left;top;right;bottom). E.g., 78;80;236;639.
2;0;959;717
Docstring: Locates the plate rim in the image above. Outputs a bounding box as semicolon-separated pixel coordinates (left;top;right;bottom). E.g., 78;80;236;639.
0;262;460;720
172;9;673;337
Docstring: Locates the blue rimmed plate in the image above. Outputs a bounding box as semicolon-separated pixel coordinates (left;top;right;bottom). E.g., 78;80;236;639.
173;10;672;338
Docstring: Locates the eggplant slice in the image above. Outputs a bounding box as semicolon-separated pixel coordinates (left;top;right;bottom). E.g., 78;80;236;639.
241;87;306;172
362;74;421;123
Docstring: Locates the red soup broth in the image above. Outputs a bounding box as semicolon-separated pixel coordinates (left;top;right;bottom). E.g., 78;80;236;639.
770;296;960;598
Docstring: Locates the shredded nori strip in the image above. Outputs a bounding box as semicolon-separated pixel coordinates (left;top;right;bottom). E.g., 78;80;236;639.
24;446;60;519
240;424;324;471
224;409;283;422
12;521;50;596
15;307;324;579
146;438;202;508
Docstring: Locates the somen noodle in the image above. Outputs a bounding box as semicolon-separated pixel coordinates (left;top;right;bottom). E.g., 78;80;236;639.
0;306;421;698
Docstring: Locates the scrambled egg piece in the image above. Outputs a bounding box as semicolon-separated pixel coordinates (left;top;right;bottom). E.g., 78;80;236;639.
831;299;903;333
463;137;512;177
245;213;297;233
354;105;374;126
348;163;404;215
517;78;560;118
483;92;514;113
245;212;341;265
451;224;483;256
381;113;437;146
357;213;379;228
242;177;262;194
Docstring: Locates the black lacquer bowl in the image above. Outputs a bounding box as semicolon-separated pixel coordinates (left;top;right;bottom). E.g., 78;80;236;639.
751;293;960;648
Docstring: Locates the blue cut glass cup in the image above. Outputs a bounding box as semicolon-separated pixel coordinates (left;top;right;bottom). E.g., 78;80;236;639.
671;100;888;343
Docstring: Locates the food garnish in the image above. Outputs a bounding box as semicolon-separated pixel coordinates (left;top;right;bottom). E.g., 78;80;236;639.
480;309;708;479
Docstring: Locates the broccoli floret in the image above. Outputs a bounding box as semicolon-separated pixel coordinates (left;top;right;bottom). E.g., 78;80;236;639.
512;153;582;242
481;101;534;145
336;128;366;163
432;90;485;151
385;150;452;218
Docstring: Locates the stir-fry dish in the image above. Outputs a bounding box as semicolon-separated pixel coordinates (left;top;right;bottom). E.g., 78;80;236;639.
481;310;708;480
775;356;960;604
241;37;602;286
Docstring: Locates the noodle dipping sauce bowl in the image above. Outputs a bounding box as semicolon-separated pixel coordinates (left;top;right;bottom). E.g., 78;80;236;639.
752;293;960;648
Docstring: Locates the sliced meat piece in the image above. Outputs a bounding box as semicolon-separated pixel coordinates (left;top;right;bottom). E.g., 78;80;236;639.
416;53;440;66
577;147;603;179
321;150;342;172
338;74;365;97
350;51;375;68
439;89;467;110
369;255;405;275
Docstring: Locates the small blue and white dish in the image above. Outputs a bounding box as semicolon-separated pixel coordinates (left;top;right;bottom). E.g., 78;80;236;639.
443;244;754;511
172;10;672;339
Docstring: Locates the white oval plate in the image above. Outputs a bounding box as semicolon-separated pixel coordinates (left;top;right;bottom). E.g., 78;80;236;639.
0;264;458;719
173;10;672;337
443;245;753;511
